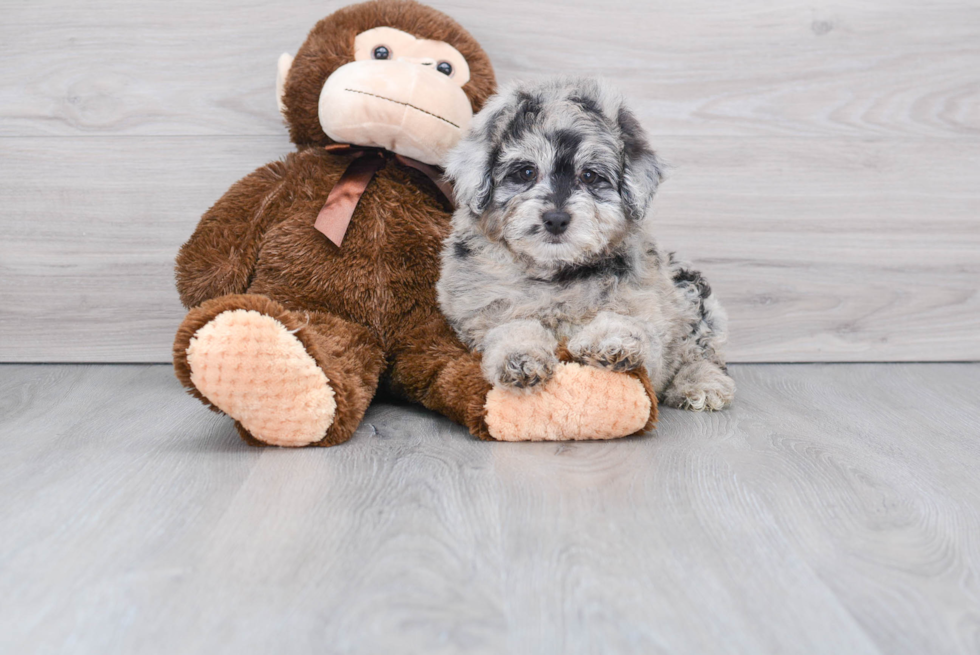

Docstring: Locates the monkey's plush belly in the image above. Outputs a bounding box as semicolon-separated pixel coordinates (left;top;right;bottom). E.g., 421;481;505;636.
244;155;450;342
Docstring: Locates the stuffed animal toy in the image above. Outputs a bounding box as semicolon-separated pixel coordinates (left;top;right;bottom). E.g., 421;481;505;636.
172;0;657;447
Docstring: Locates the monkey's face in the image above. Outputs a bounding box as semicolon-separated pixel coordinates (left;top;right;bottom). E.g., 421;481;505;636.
282;26;474;166
278;3;496;161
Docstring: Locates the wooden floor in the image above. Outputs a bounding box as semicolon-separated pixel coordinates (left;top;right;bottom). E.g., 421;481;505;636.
2;363;979;654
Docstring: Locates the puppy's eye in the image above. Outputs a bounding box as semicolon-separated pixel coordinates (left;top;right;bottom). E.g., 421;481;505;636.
436;61;453;76
373;45;390;60
581;169;600;185
518;165;537;182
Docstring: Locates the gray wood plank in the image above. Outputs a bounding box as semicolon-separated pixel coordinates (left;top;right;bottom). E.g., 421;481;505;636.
2;136;977;363
2;1;978;138
0;136;288;363
1;363;979;653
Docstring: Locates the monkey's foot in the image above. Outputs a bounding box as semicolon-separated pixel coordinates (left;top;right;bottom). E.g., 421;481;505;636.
484;362;655;441
185;309;336;447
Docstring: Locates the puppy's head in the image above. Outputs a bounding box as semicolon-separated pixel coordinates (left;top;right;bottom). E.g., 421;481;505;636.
447;78;663;266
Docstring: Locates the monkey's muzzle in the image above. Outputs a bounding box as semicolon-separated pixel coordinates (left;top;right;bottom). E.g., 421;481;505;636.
319;60;473;166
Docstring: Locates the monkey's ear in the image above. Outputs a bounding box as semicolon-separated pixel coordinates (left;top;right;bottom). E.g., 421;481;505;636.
276;52;294;115
618;107;664;221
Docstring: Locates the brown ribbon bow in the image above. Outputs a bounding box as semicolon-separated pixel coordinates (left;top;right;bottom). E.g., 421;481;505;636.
314;144;455;247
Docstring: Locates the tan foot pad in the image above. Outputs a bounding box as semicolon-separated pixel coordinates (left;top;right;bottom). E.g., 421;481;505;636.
484;362;652;442
185;309;336;447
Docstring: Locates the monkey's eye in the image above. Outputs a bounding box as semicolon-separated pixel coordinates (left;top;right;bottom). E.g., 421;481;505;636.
518;165;537;182
372;45;390;60
436;61;453;76
581;169;600;185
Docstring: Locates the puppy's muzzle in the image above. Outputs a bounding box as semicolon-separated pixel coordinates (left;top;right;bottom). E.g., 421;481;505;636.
542;210;571;236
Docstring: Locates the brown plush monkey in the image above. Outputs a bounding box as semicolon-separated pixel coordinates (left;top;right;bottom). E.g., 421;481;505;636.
173;0;657;447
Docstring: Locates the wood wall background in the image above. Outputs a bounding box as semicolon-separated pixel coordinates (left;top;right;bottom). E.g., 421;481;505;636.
1;0;978;363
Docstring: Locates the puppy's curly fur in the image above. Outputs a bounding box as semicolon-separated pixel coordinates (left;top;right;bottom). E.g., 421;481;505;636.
437;78;734;411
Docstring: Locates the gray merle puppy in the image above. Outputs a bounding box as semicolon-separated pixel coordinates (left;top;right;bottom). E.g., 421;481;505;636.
437;78;734;411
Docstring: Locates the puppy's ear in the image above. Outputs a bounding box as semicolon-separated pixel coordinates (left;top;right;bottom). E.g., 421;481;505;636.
617;106;664;221
446;134;495;215
447;98;509;215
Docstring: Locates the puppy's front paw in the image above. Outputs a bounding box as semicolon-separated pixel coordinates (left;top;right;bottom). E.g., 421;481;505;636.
569;322;649;373
490;348;557;390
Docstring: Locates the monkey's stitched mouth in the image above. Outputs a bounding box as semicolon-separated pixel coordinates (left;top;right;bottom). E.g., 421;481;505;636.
344;88;460;129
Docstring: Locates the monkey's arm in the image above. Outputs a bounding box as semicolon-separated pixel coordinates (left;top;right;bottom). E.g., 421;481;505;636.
175;159;291;308
389;309;656;442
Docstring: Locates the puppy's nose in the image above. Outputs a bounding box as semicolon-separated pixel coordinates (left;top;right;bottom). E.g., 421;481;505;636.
542;210;571;235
